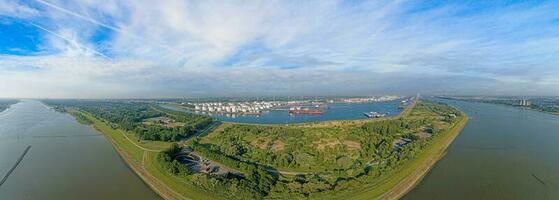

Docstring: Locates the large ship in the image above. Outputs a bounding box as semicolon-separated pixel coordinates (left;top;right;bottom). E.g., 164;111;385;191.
288;106;323;115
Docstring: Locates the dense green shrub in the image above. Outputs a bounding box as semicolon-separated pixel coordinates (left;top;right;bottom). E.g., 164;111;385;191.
42;100;212;142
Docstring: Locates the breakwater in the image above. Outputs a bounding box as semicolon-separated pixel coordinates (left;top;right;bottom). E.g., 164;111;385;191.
0;145;31;187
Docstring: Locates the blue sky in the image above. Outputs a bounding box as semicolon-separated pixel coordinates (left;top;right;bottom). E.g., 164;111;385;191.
0;0;558;98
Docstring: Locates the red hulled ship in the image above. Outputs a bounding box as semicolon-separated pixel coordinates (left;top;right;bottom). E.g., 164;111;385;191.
288;107;323;115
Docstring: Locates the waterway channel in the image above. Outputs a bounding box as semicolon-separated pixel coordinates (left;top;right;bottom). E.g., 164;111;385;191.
404;98;559;199
0;100;160;200
162;100;403;124
3;99;556;199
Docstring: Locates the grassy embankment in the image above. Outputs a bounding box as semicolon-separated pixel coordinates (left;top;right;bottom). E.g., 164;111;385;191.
195;99;468;199
316;100;467;199
66;98;467;200
348;113;468;199
66;108;218;200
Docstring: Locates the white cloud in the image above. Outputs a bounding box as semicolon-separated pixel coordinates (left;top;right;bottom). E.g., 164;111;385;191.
0;0;39;19
1;0;559;97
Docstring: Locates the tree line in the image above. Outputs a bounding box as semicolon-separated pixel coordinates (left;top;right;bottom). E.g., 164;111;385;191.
42;100;212;142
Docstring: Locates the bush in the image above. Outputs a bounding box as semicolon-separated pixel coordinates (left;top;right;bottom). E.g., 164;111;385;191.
157;143;191;176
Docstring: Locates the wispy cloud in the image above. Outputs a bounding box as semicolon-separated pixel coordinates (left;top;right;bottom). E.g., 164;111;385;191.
0;0;558;98
0;0;39;19
30;22;112;59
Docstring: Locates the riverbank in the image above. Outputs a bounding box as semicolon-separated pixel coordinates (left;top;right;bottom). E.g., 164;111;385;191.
0;101;160;200
276;108;469;199
62;99;468;200
404;99;559;199
191;99;468;199
0;99;19;113
161;99;403;125
374;113;468;199
65;109;198;200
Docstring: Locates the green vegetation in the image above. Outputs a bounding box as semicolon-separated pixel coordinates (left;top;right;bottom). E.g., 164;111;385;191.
65;107;192;200
71;110;94;124
157;143;192;177
144;151;216;200
66;108;145;162
156;144;281;199
46;99;467;200
185;100;465;199
43;100;212;142
196;101;460;174
347;110;468;199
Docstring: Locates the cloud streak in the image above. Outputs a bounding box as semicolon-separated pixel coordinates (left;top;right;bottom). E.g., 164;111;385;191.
0;0;558;98
30;22;112;59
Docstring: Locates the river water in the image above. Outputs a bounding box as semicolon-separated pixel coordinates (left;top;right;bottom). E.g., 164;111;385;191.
0;101;160;200
404;98;559;199
162;100;403;124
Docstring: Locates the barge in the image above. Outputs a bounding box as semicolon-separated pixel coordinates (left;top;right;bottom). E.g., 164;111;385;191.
288;107;323;115
364;112;386;118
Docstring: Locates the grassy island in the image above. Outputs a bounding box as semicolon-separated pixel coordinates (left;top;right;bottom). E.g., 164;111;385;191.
43;98;467;200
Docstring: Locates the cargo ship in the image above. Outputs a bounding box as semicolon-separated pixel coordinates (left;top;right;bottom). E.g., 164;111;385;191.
288;107;323;115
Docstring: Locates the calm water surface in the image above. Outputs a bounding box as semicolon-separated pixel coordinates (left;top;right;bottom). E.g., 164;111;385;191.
163;100;403;124
404;99;559;199
0;101;160;200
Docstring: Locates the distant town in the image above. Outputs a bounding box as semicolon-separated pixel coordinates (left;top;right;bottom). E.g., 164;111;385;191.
440;96;559;115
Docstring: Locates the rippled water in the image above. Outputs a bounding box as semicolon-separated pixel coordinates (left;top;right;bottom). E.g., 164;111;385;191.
0;100;160;200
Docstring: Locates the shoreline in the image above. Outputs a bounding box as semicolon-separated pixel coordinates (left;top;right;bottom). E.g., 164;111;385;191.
62;98;468;200
160;100;406;127
76;110;187;200
377;113;468;199
442;98;559;116
324;112;468;200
